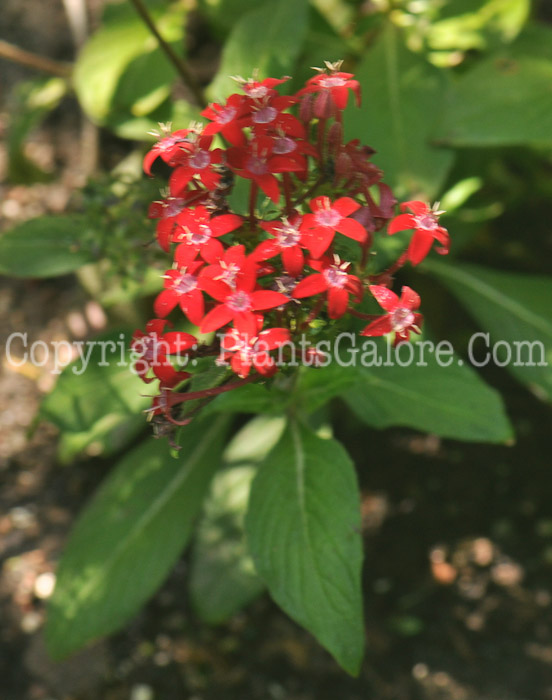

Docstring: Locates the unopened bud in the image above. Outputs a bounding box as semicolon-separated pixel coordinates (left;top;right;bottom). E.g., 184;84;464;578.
299;94;315;123
314;90;334;119
327;121;343;155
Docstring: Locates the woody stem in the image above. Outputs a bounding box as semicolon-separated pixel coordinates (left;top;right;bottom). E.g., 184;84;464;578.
129;0;207;108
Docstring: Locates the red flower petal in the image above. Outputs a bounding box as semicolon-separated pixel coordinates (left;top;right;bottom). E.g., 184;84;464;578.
200;304;234;333
257;173;280;203
210;213;243;236
169;167;193;196
258;327;291;350
180;288;204;326
281;245;304;277
388;213;415;235
250;290;289;310
234;311;258;337
408;230;434;265
399;286;421;310
199;277;232;302
154;288;178;318
303;227;335;259
327;287;349;319
336;217;367;242
401;200;427;215
332;196;360;217
369;285;399;312
292;273;327;299
360;316;393;337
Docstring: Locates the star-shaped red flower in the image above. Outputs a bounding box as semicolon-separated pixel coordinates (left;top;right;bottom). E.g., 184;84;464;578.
292;256;362;319
301;195;367;258
388;201;450;265
360;285;423;346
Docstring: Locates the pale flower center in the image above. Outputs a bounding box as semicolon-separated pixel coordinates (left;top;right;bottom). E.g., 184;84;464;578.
315;208;341;228
227;290;252;312
159;134;184;151
323;266;347;288
189;224;212;245
246;155;268;176
415;213;438;231
245;84;269;99
276;223;301;248
252;106;277;124
273;136;296;154
319;75;347;88
216;106;237;125
164;198;186;218
391;307;415;332
142;336;160;362
188;149;210;170
173;273;197;295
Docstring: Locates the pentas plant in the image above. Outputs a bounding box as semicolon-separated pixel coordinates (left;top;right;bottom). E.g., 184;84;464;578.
132;61;450;432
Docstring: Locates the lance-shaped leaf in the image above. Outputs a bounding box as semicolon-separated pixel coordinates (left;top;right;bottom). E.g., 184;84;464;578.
189;416;286;623
40;329;150;462
45;415;229;659
426;259;552;402
436;24;552;147
0;215;96;277
344;351;513;443
246;420;364;675
345;22;454;199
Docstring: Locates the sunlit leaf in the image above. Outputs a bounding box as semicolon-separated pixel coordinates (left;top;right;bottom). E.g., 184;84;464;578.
45;416;229;659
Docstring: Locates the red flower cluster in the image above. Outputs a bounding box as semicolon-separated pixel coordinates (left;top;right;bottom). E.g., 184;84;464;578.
134;61;450;426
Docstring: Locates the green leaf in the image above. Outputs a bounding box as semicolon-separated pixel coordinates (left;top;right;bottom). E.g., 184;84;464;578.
40;329;150;461
426;0;530;52
223;414;287;464
345;23;454;199
436;24;552;147
45;415;229;659
190;465;264;624
73;1;185;127
426;260;552;403
7;77;68;183
0;216;97;277
343;342;514;443
246;420;364;675
206;0;309;100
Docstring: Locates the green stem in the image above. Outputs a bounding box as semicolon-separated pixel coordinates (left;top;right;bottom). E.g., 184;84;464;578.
128;0;207;109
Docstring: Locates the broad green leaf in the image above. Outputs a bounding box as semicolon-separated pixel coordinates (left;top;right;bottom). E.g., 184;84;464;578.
436;24;552;147
345;23;454;199
74;1;185;126
190;465;264;624
344;346;513;443
190;415;292;624
206;0;309;100
45;416;229;659
0;215;96;277
295;339;513;443
246;420;364;675
40;329;149;461
426;260;552;403
290;5;352;90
